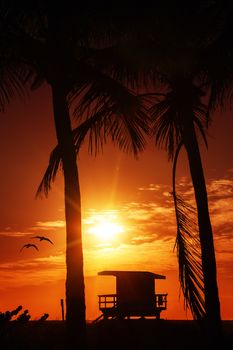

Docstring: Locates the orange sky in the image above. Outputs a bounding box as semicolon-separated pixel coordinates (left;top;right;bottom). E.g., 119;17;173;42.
0;85;232;321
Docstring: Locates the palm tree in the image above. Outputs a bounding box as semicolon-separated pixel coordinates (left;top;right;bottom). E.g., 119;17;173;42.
0;3;149;346
123;2;225;342
150;76;221;341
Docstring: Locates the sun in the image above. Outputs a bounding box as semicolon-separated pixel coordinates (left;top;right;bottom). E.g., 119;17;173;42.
85;211;124;243
89;222;123;241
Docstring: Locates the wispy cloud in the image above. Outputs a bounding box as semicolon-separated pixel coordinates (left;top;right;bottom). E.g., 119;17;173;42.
0;231;33;237
32;221;65;230
138;183;164;191
82;172;233;279
0;253;65;272
83;197;176;249
0;253;66;287
0;172;232;289
170;172;233;260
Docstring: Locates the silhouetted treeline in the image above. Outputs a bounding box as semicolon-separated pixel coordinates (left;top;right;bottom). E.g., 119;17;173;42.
0;306;49;327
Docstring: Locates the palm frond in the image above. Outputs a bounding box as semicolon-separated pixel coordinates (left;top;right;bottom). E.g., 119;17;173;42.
193;116;208;148
172;143;205;321
0;62;28;111
36;146;61;198
151;99;182;159
36;114;103;197
73;106;145;156
69;73;151;156
36;99;149;197
86;41;163;89
150;80;209;159
174;196;206;320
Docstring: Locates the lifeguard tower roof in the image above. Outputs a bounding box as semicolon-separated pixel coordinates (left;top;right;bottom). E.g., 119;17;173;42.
98;270;166;279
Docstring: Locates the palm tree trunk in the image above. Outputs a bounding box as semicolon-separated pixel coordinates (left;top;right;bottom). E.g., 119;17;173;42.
51;83;86;346
181;113;221;341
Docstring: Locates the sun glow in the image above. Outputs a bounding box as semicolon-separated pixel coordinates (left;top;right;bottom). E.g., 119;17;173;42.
89;222;123;241
85;210;124;243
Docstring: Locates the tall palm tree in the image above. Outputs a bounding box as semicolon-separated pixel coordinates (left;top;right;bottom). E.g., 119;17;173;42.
126;2;226;342
150;77;221;340
0;3;149;346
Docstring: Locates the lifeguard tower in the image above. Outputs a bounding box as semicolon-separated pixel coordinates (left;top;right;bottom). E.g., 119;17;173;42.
96;270;167;321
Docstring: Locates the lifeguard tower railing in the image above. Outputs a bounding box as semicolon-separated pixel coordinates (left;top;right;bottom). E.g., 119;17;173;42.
98;293;167;319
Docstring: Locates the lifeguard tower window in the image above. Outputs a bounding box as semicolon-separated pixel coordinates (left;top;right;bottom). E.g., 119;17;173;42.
96;270;168;321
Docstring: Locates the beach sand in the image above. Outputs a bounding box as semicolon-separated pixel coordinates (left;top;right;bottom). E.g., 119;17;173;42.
1;319;233;349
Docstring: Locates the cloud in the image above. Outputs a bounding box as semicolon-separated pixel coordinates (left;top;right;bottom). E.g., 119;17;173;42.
0;172;232;290
216;260;233;278
83;173;233;276
122;201;175;241
175;174;233;202
208;178;233;200
169;173;233;261
174;175;233;226
83;210;119;225
138;184;164;191
0;253;65;272
0;253;66;287
83;198;176;250
85;237;177;276
0;231;33;237
129;234;158;245
35;254;65;264
32;221;65;230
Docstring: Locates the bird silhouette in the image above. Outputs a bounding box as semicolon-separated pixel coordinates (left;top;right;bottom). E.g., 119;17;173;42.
20;244;39;252
31;236;54;244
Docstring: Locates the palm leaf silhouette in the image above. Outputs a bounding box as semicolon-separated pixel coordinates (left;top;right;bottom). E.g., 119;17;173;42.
36;146;61;197
37;87;150;197
0;61;28;111
151;83;208;160
172;143;205;321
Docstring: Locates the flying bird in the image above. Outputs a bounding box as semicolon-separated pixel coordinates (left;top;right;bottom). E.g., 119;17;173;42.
31;236;54;244
20;244;39;252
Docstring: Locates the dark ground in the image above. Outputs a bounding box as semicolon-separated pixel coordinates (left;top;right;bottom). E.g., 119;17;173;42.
1;320;233;350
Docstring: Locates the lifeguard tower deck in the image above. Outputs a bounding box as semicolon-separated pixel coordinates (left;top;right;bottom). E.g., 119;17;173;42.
96;270;167;321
